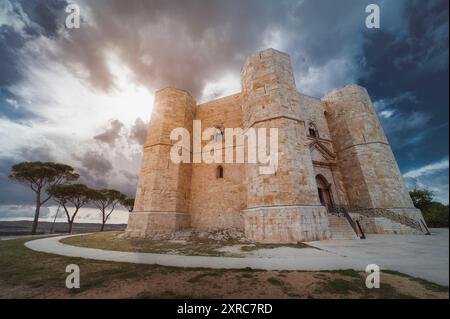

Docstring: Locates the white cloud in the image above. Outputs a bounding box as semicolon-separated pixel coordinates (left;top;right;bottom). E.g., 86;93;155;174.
403;158;449;179
297;58;359;97
403;158;449;204
199;72;241;103
5;98;19;108
379;109;395;119
373;91;420;112
0;0;31;35
0;34;154;196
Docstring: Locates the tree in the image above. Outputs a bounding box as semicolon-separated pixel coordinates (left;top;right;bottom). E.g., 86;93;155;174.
9;162;79;234
122;198;135;212
409;188;434;211
410;188;449;228
91;189;127;231
47;184;94;234
422;202;449;228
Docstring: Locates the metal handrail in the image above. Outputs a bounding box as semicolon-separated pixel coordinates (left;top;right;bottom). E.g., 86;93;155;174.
329;204;424;233
328;204;365;239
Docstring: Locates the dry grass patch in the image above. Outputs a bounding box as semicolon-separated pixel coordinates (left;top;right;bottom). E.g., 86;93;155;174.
0;236;448;299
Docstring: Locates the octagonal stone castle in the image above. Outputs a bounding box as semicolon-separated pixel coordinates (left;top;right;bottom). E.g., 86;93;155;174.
126;48;428;242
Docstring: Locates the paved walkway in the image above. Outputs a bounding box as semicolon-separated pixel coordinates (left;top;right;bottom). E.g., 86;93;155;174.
25;229;449;286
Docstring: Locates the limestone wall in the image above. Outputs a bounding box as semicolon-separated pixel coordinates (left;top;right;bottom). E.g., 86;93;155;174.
127;48;423;240
190;94;246;230
322;85;416;210
127;88;196;236
240;48;329;242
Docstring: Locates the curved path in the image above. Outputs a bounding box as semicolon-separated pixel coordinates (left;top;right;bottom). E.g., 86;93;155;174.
25;230;449;285
25;234;365;270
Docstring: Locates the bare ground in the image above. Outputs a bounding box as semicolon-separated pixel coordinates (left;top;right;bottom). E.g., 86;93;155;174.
0;236;448;299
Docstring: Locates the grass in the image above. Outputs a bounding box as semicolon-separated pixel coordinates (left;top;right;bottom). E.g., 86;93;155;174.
240;242;310;252
61;231;312;257
318;278;361;294
187;271;224;283
382;270;449;293
319;269;363;279
0;236;448;299
61;231;244;257
267;277;284;286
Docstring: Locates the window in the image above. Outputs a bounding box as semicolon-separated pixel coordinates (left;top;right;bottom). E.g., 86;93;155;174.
214;128;223;143
216;166;224;179
308;122;319;138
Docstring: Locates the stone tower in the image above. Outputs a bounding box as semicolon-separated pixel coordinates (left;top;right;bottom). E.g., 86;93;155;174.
241;49;330;242
126;48;426;240
126;88;196;237
322;85;423;222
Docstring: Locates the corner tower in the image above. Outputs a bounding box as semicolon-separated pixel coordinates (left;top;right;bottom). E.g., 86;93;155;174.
241;49;331;242
322;85;425;223
126;88;196;237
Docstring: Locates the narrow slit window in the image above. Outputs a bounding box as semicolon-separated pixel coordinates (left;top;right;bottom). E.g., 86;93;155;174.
214;128;223;143
308;123;319;138
217;166;224;179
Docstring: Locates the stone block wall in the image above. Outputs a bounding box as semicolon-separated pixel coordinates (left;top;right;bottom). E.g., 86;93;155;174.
190;94;246;230
126;49;425;240
322;85;417;211
127;88;196;237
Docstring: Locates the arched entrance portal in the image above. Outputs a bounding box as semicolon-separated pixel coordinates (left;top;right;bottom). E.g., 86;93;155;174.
316;175;334;210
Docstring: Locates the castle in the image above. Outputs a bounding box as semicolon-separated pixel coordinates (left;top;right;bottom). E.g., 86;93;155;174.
126;48;428;242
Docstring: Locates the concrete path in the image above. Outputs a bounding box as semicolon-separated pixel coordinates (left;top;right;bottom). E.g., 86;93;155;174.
25;229;449;286
307;228;449;286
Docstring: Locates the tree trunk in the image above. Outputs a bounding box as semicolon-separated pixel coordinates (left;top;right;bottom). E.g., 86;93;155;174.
68;221;73;234
100;222;105;232
31;191;41;235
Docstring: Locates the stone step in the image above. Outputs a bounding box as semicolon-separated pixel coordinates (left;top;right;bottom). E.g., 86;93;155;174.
327;215;359;240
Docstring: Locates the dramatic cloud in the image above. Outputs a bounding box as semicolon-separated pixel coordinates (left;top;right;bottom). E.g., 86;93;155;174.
94;119;124;145
0;0;448;213
403;158;449;179
129;118;148;146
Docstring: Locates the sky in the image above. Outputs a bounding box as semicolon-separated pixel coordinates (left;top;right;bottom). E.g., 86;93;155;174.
0;0;448;221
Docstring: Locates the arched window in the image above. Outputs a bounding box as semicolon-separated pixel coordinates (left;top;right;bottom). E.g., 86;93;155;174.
214;128;223;143
308;122;319;138
216;165;224;179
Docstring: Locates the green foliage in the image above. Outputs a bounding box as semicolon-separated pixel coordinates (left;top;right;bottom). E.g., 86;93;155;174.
422;202;449;228
47;183;95;232
47;183;94;207
267;277;284;286
91;189;127;212
9;161;80;234
122;197;135;212
409;188;434;211
9;162;79;192
410;188;448;228
90;189;127;229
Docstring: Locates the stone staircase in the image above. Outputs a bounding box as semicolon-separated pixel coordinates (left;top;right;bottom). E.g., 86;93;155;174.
327;215;359;240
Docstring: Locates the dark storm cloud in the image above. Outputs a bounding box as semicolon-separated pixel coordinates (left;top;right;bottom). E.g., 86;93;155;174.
0;0;448;207
129;118;148;146
18;0;68;37
74;151;113;175
72;150;112;190
0;26;25;86
18;144;55;162
93;119;124;145
1;0;68;119
56;0;291;96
